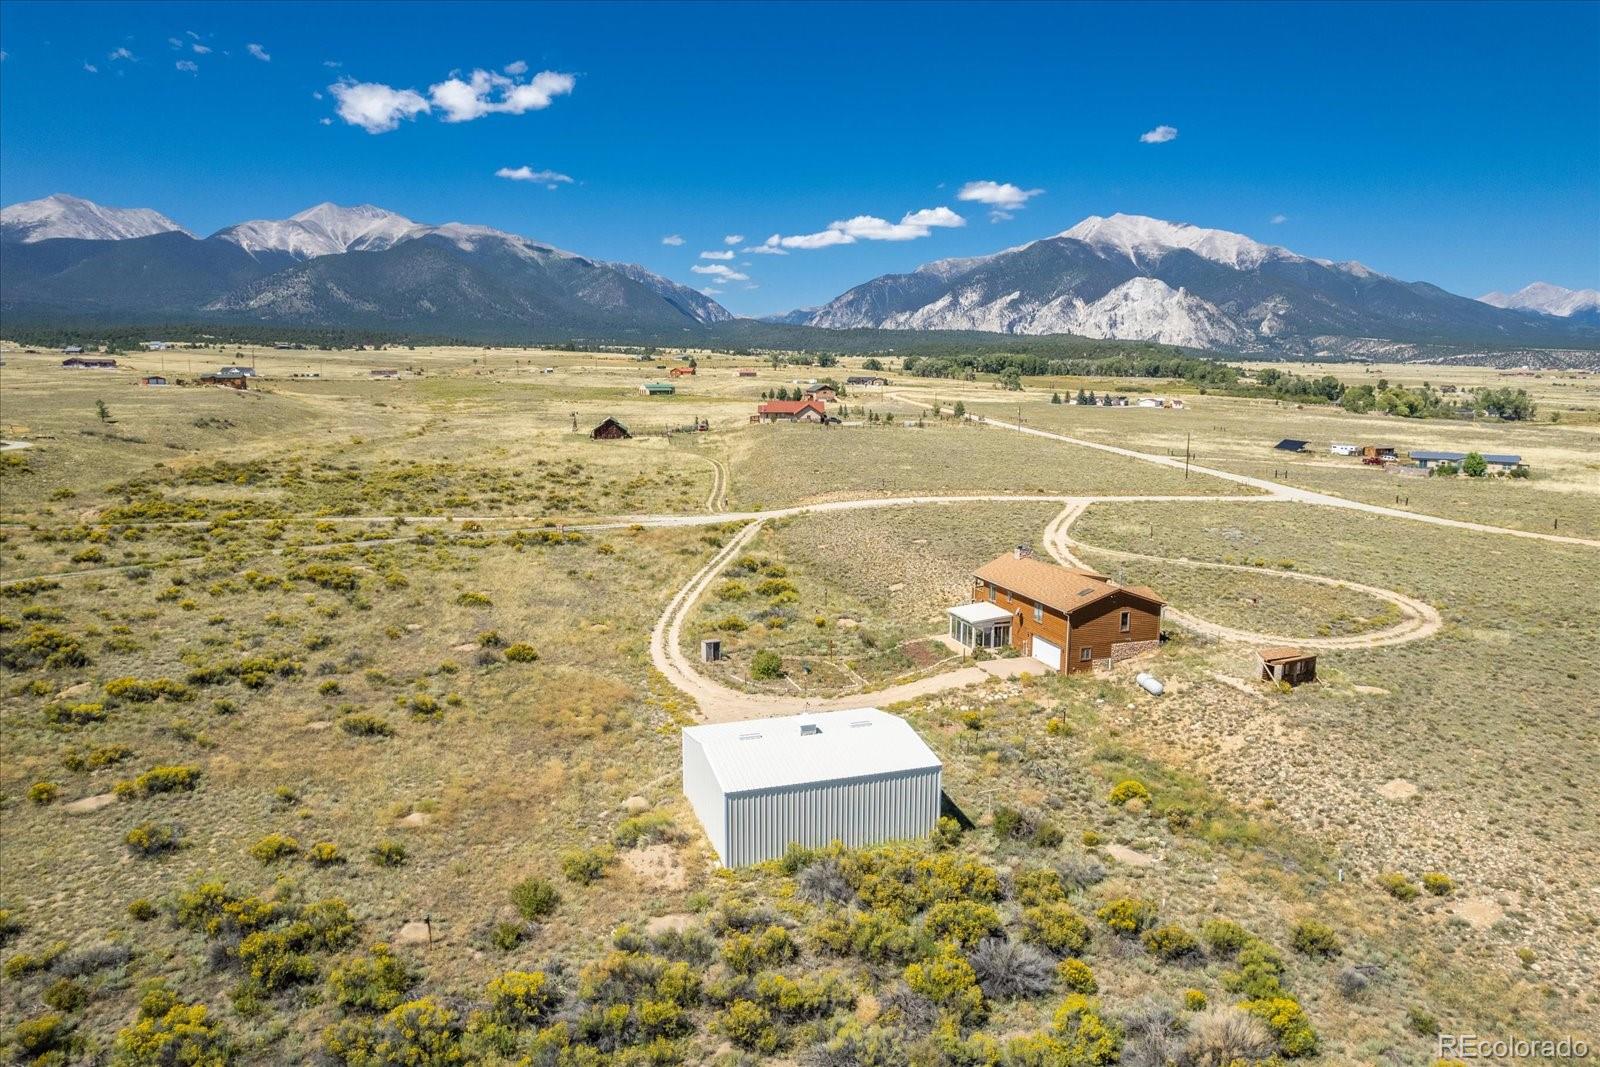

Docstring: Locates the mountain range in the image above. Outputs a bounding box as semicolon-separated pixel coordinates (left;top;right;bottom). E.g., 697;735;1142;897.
1;195;731;336
2;194;1596;357
789;213;1599;354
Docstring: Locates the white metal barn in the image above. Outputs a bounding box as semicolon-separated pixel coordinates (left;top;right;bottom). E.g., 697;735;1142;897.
681;708;942;868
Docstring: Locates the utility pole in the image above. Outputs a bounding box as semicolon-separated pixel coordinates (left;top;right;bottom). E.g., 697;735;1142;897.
1184;433;1191;480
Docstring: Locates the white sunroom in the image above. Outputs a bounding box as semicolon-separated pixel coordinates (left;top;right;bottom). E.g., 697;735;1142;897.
947;601;1013;650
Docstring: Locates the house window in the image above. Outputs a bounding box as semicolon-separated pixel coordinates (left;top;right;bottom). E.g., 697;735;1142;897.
1080;647;1093;662
987;584;995;603
1033;603;1043;623
1119;610;1131;633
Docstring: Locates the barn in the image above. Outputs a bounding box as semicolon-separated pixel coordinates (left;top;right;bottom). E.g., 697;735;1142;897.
681;708;942;868
591;417;632;440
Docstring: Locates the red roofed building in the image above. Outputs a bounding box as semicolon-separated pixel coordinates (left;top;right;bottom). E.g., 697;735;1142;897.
754;398;827;423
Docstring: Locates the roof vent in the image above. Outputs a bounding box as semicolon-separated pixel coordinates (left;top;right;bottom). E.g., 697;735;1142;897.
849;720;872;728
1014;545;1033;559
737;732;762;741
800;723;821;736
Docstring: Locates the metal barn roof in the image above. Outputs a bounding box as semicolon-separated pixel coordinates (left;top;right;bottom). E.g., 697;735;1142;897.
684;708;941;794
1411;450;1521;465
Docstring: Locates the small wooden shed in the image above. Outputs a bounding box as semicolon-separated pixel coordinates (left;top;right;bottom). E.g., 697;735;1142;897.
1258;647;1317;686
591;417;632;440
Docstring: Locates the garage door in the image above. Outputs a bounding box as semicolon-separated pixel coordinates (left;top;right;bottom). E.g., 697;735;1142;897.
1030;636;1063;670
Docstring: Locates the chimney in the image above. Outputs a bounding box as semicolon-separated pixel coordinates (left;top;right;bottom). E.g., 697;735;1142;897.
1014;545;1033;560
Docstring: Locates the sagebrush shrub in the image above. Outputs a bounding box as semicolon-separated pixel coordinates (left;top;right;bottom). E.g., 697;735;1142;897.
1290;919;1342;958
510;877;560;921
1097;897;1158;936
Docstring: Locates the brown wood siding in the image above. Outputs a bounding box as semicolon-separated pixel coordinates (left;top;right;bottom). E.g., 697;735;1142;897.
1065;591;1162;671
971;578;1070;664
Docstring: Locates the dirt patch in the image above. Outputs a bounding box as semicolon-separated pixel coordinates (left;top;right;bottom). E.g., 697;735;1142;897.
621;844;689;890
63;793;116;815
1453;897;1504;930
397;812;433;828
394;920;436;947
1353;684;1390;696
900;639;947;668
1102;844;1158;868
1377;778;1418;801
644;913;695;937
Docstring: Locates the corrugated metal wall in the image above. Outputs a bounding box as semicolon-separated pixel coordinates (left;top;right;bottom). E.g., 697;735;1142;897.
681;734;729;865
723;768;941;868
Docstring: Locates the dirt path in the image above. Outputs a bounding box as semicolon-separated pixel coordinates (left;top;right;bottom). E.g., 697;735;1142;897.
1041;501;1443;650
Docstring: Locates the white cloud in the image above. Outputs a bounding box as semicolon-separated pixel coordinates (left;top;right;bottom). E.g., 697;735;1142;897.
329;79;430;133
957;180;1042;210
661;234;685;246
699;249;734;260
700;287;724;295
175;59;198;74
692;263;749;281
319;117;333;126
428;68;575;123
108;47;134;61
495;166;574;188
1270;213;1288;225
323;59;342;68
247;43;270;62
723;234;743;245
326;66;573;132
504;59;528;75
770;205;965;249
83;62;99;73
1139;124;1178;144
191;43;211;54
743;238;788;255
168;37;183;49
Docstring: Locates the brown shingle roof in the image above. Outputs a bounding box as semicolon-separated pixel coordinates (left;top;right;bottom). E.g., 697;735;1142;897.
973;554;1164;615
1258;647;1313;664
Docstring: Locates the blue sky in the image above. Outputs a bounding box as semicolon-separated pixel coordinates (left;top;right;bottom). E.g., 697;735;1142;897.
1;0;1596;316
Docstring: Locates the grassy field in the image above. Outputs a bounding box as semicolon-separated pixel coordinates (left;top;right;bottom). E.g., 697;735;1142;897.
2;342;1594;1062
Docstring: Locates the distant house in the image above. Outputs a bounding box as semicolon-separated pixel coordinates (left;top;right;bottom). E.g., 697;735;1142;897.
142;341;171;351
951;548;1165;673
591;417;633;440
1362;445;1397;461
755;398;827;423
1258;647;1317;687
1168;399;1186;410
737;369;758;378
640;382;676;396
370;368;400;379
141;375;169;387
1274;438;1309;452
804;385;838;402
63;345;85;355
669;366;696;377
273;342;292;350
63;356;117;369
1138;397;1164;408
1330;443;1359;456
219;365;257;377
199;369;250;390
846;375;889;387
1410;450;1524;472
1100;395;1130;407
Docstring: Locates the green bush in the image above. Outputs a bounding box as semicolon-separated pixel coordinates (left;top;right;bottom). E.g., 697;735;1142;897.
339;714;394;737
1013;868;1066;907
1107;779;1150;806
717;999;779;1053
1048;994;1121;1063
249;833;302;864
1240;995;1319;1056
125;822;184;857
128;898;158;922
1183;988;1208;1011
510;877;561;921
486;970;558;1026
45;702;108;726
924;900;1003;949
12;1013;68;1059
810;909;919;963
503;643;539;662
104;676;192;703
750;650;784;679
329;944;417;1013
722;925;797;974
1057;958;1097;993
1220;939;1288;999
903;946;986;1025
1290;919;1342;958
114;764;202;798
559;846;613;885
613;811;675;848
28;781;59;805
308;842;345;867
1378;872;1420;901
1421;872;1454;897
1142;923;1201;960
43;977;89;1012
1200;919;1251;956
1096;897;1158;936
1021;903;1090;956
369;840;408;868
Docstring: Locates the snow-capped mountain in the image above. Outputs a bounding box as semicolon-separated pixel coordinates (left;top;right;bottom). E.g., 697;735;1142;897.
0;193;191;243
1479;282;1600;319
800;213;1596;352
2;195;733;335
213;203;420;260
